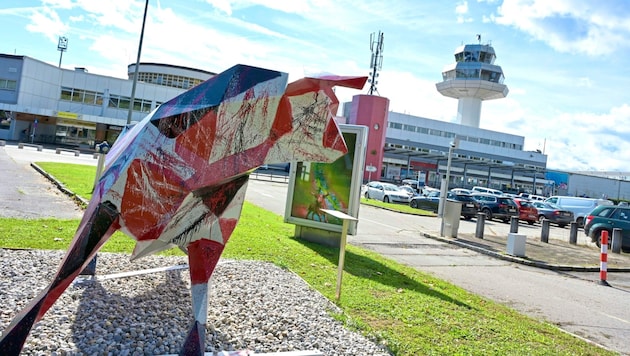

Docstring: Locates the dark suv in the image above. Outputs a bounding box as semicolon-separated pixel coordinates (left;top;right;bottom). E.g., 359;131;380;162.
471;193;518;222
584;205;630;252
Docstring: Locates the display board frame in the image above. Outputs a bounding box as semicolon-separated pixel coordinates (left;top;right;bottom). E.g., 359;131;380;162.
284;124;367;235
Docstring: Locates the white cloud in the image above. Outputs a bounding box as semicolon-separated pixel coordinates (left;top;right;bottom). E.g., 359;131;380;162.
26;7;68;42
455;0;473;23
492;0;630;56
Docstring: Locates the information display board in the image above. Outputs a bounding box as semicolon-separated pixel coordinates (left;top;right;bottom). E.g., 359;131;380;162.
284;124;367;235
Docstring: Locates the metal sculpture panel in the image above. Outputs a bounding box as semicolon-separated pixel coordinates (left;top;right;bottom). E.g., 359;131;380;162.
0;64;366;355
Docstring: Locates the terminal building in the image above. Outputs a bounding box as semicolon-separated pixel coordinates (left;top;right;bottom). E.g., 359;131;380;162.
0;54;213;148
0;47;628;200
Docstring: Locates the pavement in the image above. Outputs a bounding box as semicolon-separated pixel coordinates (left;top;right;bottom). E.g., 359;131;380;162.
2;140;630;273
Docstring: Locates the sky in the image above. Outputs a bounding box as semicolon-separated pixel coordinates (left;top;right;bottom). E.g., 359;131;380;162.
1;0;630;173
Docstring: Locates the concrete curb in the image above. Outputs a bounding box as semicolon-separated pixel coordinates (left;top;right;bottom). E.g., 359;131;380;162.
30;162;90;208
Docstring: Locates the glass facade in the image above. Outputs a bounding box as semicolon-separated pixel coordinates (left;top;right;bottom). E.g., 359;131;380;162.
136;72;204;90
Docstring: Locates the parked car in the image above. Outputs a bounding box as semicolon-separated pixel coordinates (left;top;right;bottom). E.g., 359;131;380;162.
530;201;574;228
512;198;538;225
409;189;441;212
471;186;504;196
584;205;630;252
447;192;479;220
450;188;472;195
545;196;614;227
471;193;518;222
398;185;420;198
364;181;412;203
519;193;546;202
401;179;420;191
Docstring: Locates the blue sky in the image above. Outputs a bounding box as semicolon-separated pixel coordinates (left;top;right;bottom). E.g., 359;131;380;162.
2;0;630;172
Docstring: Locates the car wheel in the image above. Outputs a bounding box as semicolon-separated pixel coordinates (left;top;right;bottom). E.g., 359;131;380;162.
593;229;611;248
576;217;584;227
527;220;535;225
383;196;390;203
364;191;369;199
482;208;492;221
557;224;566;228
538;215;546;223
464;215;472;220
410;200;418;209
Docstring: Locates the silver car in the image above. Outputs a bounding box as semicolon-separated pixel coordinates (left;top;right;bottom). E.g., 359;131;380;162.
364;181;412;203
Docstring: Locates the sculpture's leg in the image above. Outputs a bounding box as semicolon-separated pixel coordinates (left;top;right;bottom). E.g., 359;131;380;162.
0;202;120;355
179;239;225;356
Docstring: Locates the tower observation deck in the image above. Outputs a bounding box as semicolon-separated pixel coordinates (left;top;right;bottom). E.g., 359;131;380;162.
436;42;508;127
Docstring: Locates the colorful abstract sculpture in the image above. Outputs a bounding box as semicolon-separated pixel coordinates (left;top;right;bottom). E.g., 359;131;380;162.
0;64;366;355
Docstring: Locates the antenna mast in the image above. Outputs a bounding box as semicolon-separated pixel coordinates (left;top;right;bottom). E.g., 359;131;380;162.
368;31;384;95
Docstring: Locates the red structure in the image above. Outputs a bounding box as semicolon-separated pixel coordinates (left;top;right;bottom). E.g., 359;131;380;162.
346;94;389;182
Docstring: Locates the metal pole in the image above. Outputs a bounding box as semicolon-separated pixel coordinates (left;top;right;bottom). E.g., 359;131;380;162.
127;0;149;125
438;145;454;217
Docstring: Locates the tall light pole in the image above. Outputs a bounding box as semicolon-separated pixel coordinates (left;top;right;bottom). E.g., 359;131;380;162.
57;36;68;67
127;0;149;125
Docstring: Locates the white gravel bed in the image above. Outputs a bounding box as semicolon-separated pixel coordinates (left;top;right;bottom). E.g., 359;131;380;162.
0;249;391;355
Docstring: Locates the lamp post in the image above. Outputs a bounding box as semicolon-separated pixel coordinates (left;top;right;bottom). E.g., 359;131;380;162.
437;137;459;218
57;36;68;68
127;0;149;125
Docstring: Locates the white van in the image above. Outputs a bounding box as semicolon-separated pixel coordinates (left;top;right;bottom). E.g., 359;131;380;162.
544;196;614;226
471;186;504;196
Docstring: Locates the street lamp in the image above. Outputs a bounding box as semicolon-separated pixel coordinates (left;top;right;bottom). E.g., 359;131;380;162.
57;36;68;68
127;0;149;125
437;137;459;218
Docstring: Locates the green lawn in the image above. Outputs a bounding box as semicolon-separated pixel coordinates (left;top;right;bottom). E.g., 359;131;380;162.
0;162;614;355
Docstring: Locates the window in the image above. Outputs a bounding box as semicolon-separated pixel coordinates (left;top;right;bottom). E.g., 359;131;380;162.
389;122;402;129
0;78;17;90
403;124;415;132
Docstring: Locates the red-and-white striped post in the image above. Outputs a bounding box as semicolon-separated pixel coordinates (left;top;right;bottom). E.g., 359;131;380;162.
599;230;610;286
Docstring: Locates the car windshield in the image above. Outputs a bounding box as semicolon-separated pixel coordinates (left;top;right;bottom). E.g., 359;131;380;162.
383;184;400;191
452;194;474;202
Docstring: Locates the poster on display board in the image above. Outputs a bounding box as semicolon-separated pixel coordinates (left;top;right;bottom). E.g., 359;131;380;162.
284;124;368;235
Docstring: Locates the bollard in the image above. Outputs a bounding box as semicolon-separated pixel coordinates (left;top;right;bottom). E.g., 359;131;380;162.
540;219;549;243
611;228;622;254
599;230;610;286
475;212;485;239
509;216;519;233
569;222;578;245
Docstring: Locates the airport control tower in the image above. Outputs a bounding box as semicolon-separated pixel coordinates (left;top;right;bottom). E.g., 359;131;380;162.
436;39;508;127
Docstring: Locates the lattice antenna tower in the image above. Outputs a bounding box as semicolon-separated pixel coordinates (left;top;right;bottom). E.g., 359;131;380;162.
368;31;384;95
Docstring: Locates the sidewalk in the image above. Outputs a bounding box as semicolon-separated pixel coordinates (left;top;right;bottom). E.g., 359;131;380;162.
429;231;630;272
360;201;630;273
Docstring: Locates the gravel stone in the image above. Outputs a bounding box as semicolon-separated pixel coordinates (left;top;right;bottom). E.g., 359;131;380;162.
0;249;391;355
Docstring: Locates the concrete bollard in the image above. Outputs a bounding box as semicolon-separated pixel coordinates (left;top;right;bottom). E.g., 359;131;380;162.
569;222;578;244
510;216;519;233
611;228;622;254
541;219;550;243
475;212;485;239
